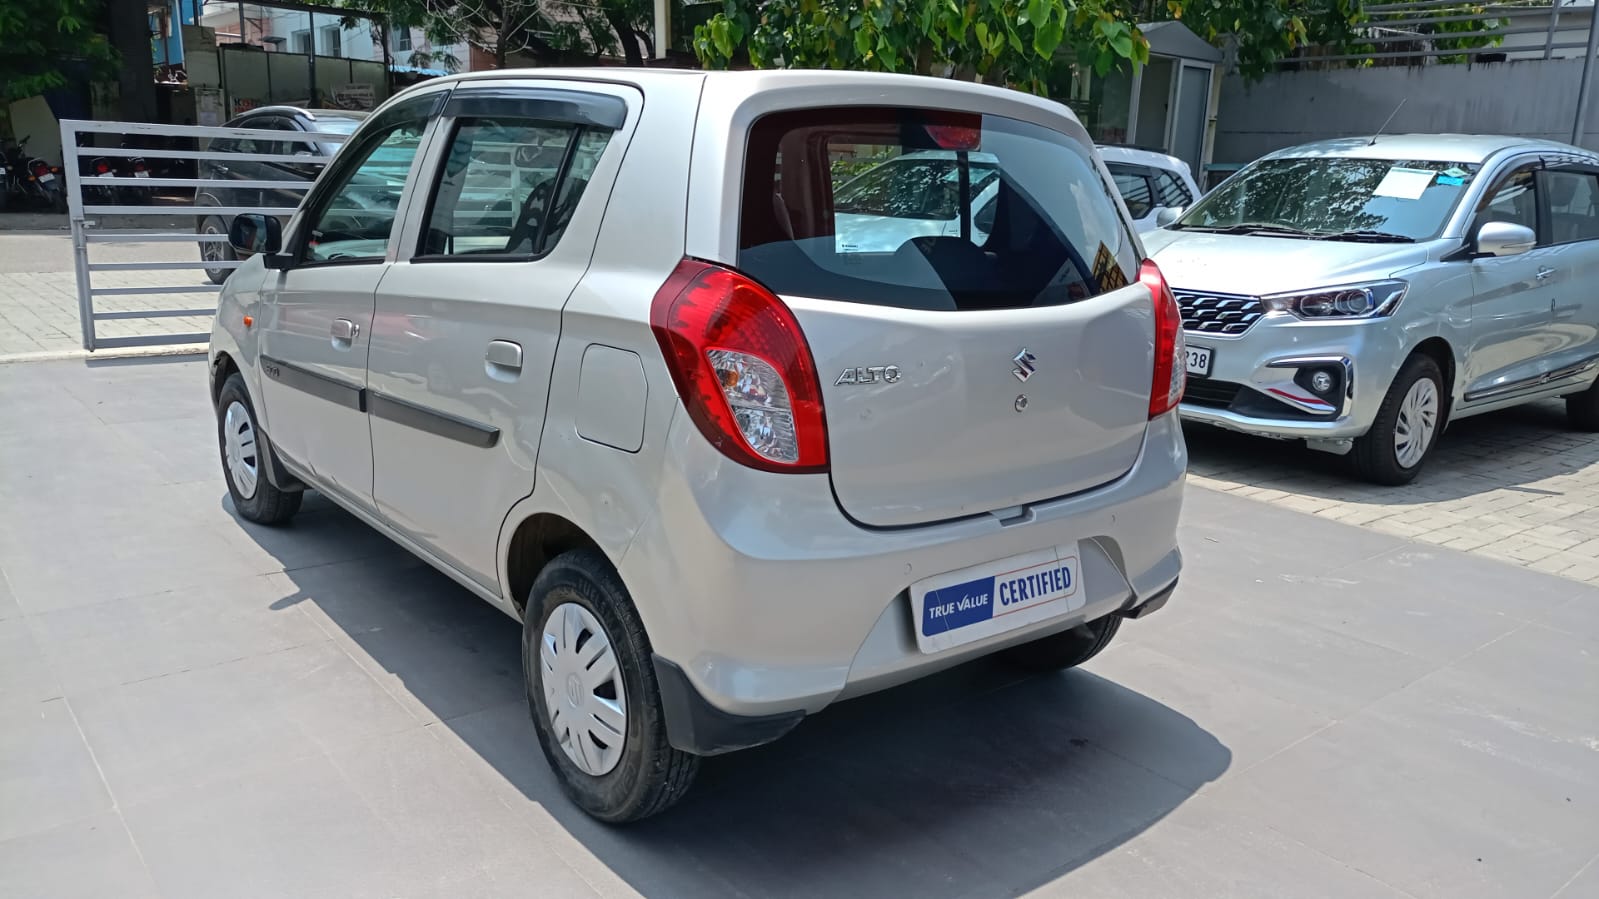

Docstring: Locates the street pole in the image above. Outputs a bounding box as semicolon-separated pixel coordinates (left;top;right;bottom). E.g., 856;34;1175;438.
653;0;670;60
1572;7;1599;146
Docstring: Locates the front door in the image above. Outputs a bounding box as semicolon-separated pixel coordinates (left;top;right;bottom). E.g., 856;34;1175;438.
367;82;635;590
257;92;440;509
1465;163;1559;400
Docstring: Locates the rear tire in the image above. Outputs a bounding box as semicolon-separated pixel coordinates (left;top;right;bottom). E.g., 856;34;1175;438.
216;373;301;526
1000;615;1121;672
1353;354;1445;486
1566;378;1599;432
524;549;698;823
199;213;237;284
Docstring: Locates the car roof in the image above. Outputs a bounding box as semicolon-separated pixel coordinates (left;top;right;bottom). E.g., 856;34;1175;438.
1097;144;1189;172
232;106;369;123
1263;133;1596;164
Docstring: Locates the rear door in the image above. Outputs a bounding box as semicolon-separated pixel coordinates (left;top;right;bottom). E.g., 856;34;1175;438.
1536;165;1599;378
730;105;1153;528
366;82;634;590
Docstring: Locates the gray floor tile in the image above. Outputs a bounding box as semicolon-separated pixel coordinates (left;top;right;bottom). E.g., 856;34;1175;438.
0;813;159;899
0;618;62;710
71;640;420;808
222;504;410;574
1040;797;1413;898
0;572;18;621
1553;855;1599;899
327;727;599;897
1083;641;1334;787
122;751;424;899
26;573;330;695
1537;587;1599;638
1445;623;1599;735
1215;694;1599;899
0;699;112;843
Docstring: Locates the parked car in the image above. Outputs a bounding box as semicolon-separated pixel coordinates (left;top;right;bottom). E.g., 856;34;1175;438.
197;107;367;283
1098;144;1202;233
207;69;1187;822
1146;134;1599;484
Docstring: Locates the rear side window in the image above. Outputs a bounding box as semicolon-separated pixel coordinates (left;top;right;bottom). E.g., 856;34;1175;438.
1155;170;1193;207
419;118;612;259
1108;164;1154;218
739;107;1136;311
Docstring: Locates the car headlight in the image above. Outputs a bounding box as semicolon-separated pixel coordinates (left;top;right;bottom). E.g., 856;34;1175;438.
1261;280;1408;320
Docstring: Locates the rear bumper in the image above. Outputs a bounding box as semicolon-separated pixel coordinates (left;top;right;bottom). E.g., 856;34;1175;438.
620;407;1187;725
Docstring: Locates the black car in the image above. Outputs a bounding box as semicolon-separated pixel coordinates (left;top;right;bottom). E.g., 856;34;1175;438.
198;107;367;283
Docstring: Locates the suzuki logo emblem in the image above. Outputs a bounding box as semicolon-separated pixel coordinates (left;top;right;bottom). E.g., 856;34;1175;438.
1012;349;1037;383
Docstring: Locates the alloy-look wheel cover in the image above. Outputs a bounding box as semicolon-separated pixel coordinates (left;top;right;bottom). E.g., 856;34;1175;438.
1394;377;1440;469
540;602;627;776
222;400;259;500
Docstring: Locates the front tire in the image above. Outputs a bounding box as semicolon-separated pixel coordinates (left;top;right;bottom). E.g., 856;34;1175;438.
1353;354;1445;486
1001;615;1121;672
524;550;698;823
216;373;301;526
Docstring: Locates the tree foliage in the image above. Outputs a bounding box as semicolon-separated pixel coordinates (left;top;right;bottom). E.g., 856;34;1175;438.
693;0;1150;95
337;0;657;69
0;0;115;102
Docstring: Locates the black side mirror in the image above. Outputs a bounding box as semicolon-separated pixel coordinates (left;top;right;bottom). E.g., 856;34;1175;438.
228;214;284;264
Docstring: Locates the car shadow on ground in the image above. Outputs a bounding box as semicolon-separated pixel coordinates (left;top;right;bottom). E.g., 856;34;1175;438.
1184;399;1599;504
256;497;1230;899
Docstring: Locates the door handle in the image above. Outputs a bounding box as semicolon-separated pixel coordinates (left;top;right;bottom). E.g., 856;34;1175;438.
1536;267;1556;281
486;339;523;372
331;318;360;341
215;164;230;175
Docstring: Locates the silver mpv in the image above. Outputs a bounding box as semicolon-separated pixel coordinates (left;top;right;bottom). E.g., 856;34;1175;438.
207;69;1187;821
1148;135;1599;484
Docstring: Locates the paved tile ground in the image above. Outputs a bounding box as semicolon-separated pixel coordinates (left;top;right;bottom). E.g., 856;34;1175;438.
1;357;1595;899
0;232;213;359
1186;405;1599;587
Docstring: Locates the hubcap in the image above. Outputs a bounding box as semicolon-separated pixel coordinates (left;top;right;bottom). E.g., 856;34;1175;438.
540;602;627;777
202;223;224;265
222;400;259;500
1393;376;1440;469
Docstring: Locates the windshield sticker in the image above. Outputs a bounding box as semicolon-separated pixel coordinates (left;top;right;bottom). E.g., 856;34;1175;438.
1436;175;1465;186
1443;166;1470;179
1373;167;1437;200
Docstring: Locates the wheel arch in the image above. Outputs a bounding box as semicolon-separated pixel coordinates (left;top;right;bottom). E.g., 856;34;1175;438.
1410;335;1457;423
503;511;607;618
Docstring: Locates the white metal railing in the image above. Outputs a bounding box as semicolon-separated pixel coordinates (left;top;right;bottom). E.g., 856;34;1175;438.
59;118;347;351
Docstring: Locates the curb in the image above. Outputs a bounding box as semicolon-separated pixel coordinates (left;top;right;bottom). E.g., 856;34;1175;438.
0;343;207;366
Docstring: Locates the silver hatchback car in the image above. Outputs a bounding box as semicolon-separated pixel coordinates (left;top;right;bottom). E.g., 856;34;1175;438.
207;69;1186;821
1148;135;1599;484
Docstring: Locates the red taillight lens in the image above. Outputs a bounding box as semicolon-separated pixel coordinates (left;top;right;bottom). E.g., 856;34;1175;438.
95;162;109;174
651;259;829;473
29;161;46;176
1141;259;1185;418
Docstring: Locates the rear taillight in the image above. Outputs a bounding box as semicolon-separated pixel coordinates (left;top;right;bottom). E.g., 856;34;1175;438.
1140;259;1185;419
95;161;109;174
651;259;829;473
29;161;46;176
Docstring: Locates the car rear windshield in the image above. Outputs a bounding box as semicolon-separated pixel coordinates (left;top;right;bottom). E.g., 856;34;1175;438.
1177;156;1483;241
738;106;1138;311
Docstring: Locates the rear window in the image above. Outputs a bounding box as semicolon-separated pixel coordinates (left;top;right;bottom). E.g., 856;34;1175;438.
739;107;1137;311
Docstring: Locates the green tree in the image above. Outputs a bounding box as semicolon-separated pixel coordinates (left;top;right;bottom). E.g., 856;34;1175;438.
0;0;115;102
337;0;659;69
692;0;1150;96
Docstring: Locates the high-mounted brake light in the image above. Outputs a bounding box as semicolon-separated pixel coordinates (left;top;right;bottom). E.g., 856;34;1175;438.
651;259;829;473
1140;259;1186;418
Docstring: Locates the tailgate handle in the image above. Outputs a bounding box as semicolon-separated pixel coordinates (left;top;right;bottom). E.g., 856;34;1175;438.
989;505;1035;527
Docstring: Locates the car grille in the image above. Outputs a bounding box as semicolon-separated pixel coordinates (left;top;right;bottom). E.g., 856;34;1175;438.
1173;289;1265;336
1183;377;1242;409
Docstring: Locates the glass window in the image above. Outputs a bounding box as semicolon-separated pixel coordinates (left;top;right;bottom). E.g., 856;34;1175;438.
1480;168;1538;234
420;119;611;258
320;25;342;57
391;24;412;52
740;106;1137;312
1178;157;1483;241
1544;170;1599;243
1108;165;1154;218
1154;170;1193;208
291;30;312;55
299;100;430;264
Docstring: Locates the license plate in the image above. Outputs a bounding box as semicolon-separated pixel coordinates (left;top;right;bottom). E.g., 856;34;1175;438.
1185;345;1213;377
38;172;54;183
910;546;1084;653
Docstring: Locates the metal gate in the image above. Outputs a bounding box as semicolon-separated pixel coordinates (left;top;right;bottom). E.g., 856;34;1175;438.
58;118;345;351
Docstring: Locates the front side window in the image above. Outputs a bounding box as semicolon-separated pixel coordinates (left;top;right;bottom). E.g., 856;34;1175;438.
1543;170;1599;243
1178;156;1483;241
419;118;611;258
740;107;1137;311
298;98;431;264
1479;168;1538;234
1155;170;1193;208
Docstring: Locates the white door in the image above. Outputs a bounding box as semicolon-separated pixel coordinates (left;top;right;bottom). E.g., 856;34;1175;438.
257;93;439;509
1171;64;1210;177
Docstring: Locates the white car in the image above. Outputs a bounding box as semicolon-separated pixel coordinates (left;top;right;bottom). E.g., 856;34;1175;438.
1098;145;1203;233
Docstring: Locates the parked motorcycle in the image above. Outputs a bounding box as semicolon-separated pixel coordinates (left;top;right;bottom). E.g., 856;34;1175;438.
2;136;66;213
